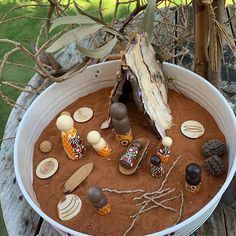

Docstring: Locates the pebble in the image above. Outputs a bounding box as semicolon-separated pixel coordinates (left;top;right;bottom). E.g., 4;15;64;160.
39;140;53;153
36;157;58;179
181;120;205;139
57;194;82;221
73;107;93;123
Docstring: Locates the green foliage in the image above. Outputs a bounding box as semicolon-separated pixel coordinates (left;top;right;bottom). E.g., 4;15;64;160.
142;0;156;41
76;37;118;58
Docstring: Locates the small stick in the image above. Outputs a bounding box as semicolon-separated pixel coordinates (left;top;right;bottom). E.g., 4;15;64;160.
159;155;182;191
133;187;171;201
102;188;145;194
136;188;175;205
175;190;184;224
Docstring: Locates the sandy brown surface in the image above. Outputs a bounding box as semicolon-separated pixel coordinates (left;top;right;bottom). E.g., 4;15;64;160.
33;87;227;236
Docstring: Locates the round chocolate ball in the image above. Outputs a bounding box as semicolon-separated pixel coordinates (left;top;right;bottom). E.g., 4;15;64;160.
150;155;161;166
88;186;103;203
110;102;127;120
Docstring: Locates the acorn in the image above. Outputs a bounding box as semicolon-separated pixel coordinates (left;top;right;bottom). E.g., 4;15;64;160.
202;139;225;158
205;155;224;176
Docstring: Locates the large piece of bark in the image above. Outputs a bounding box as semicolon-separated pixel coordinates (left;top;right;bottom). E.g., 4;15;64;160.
107;33;172;139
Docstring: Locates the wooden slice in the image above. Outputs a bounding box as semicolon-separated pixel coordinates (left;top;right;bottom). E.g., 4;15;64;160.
36;157;58;179
181;120;205;139
39;140;53;153
63;162;94;193
119;138;150;175
73;107;93;123
57;194;82;221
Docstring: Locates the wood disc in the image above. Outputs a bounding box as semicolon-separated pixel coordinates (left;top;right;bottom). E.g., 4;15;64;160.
181;120;205;139
39;140;53;153
36;157;59;179
57;194;82;221
73;107;93;123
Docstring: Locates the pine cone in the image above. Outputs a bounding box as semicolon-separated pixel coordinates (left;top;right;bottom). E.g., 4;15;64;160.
205;155;224;176
202;139;225;158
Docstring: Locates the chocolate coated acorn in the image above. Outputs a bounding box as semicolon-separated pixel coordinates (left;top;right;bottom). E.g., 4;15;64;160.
186;163;201;185
110;102;130;134
88;186;108;209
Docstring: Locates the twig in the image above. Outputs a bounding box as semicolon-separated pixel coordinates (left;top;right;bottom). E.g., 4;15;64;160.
0;91;26;110
175;190;184;224
159;155;182;191
102;188;145;194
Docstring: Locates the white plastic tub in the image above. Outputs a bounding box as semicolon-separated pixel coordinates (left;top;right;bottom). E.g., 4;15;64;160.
14;61;236;236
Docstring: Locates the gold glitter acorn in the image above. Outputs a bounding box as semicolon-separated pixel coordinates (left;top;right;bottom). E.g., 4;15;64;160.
39;140;53;153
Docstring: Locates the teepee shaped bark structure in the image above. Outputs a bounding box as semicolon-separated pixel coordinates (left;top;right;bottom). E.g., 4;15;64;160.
102;33;172;139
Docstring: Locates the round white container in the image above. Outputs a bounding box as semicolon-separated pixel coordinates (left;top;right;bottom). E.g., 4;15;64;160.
14;61;236;236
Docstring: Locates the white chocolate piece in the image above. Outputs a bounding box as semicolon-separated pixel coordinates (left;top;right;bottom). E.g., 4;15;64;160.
73;107;93;123
56;115;74;132
36;157;58;179
39;140;53;153
162;136;172;147
181;120;205;139
57;194;82;221
87;131;107;152
60;111;71;117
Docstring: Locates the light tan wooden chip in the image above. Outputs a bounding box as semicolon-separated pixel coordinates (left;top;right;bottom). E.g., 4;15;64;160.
63;162;94;193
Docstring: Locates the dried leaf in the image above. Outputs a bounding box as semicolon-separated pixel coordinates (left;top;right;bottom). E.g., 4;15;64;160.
46;24;103;53
76;37;117;59
74;1;107;25
50;15;96;33
142;0;156;41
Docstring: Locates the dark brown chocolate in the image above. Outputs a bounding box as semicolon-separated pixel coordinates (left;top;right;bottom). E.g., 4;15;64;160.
110;102;131;134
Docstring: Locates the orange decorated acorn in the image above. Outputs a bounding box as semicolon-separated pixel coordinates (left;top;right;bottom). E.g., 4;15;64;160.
56;115;86;160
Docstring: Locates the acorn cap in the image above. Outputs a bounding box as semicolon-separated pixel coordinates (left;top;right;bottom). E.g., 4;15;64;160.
150;155;161;166
87;131;101;144
162;136;173;148
56;115;74;132
131;141;142;150
110;102;127;120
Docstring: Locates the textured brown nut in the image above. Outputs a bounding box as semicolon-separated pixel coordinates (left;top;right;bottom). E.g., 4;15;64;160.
202;139;225;158
39;140;53;153
205;155;224;176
